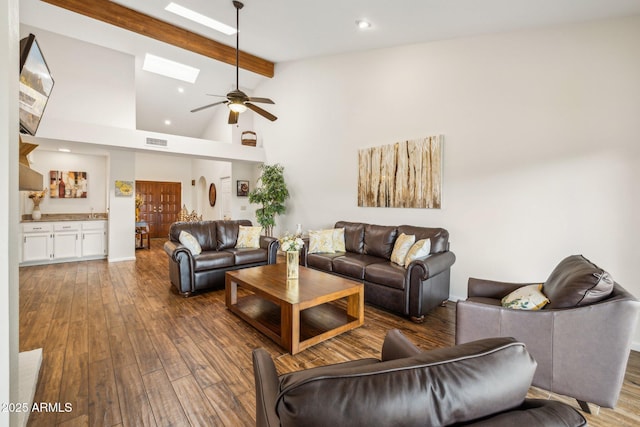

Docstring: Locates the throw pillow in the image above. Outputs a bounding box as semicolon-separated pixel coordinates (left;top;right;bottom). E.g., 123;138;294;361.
308;229;335;254
235;225;262;249
390;233;416;266
542;255;615;309
179;230;202;255
332;228;346;253
404;239;432;267
501;284;549;310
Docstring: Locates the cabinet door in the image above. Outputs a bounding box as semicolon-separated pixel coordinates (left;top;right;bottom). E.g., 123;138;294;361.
23;232;52;262
82;230;106;257
53;231;80;259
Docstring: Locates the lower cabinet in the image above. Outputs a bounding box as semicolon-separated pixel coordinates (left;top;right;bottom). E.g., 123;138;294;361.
21;220;108;265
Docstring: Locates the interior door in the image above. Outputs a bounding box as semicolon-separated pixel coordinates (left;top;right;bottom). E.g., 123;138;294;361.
135;180;182;238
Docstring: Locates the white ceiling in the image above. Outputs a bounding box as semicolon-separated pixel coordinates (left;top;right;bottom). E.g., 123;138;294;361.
19;0;640;139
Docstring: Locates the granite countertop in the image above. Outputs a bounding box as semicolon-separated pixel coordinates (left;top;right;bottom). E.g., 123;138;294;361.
21;213;109;223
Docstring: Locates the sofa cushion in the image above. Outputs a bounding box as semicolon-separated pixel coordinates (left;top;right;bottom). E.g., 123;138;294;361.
365;262;407;290
307;253;343;272
335;221;365;254
390;233;415;266
543;255;614;309
363;224;398;259
398;225;448;254
308;229;335;254
332;253;385;280
179;230;202;255
193;251;235;272
225;248;268;265
235;225;262;248
501;284;549;310
404;238;431;266
332;228;346;253
170;221;217;251
216;220;251;250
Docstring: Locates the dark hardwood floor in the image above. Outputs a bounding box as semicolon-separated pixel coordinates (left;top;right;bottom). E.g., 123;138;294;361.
19;240;640;426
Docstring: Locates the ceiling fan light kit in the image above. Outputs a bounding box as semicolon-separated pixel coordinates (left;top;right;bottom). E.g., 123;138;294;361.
190;0;277;124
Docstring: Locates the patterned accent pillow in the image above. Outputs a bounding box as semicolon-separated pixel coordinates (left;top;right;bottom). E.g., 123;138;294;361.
501;284;550;310
390;233;416;266
235;225;262;248
179;230;202;255
332;228;346;253
308;229;335;254
404;239;431;267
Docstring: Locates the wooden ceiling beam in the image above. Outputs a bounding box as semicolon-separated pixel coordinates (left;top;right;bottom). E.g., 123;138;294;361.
41;0;274;78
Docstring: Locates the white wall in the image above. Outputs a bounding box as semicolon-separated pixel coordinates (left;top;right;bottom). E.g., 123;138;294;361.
255;17;640;345
191;158;231;220
21;149;107;216
231;161;260;222
20;24;136;129
107;149;135;262
1;0;20;424
135;152;193;210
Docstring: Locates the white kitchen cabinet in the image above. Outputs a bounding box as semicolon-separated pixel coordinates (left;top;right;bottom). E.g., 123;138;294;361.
20;220;108;265
81;220;107;257
22;223;53;263
53;222;81;260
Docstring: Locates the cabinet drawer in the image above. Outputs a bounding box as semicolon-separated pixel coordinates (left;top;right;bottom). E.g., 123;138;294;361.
54;222;81;232
22;223;52;233
82;220;107;231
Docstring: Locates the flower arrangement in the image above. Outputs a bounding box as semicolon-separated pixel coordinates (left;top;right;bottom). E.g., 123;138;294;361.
279;232;304;252
28;188;48;207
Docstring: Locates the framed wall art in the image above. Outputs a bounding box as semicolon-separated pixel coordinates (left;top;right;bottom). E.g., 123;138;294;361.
237;180;249;197
49;170;87;198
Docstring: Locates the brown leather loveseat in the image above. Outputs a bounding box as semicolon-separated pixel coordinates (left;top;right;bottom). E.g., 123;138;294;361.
252;329;586;426
164;220;279;296
300;221;456;321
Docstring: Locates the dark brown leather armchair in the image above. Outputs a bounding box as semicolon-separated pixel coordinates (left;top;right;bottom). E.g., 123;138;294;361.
252;330;586;426
456;255;640;412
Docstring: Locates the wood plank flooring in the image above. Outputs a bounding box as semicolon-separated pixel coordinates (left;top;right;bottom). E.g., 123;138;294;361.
19;240;640;426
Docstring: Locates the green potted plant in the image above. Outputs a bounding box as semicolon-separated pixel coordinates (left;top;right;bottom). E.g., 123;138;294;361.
249;164;289;236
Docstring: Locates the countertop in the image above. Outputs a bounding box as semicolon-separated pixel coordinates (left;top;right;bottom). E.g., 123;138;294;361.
21;213;108;223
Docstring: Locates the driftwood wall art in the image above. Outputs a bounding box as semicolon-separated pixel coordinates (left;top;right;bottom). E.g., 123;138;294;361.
358;135;442;208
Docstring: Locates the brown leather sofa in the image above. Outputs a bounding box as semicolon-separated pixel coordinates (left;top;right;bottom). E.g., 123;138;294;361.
164;220;279;296
252;329;587;426
300;221;456;321
456;254;640;412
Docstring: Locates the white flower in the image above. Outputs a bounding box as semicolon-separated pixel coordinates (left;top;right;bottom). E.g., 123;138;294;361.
279;233;304;252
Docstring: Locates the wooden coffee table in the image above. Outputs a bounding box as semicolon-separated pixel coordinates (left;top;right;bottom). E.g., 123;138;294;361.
225;264;364;354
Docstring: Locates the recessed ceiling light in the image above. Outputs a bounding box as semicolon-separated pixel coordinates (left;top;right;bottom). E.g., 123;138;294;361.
58;148;71;153
177;87;185;93
356;19;372;30
165;2;237;35
164;119;172;125
142;53;200;83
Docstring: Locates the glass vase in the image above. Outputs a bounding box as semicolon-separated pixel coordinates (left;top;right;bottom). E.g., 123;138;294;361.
286;251;299;279
31;206;42;220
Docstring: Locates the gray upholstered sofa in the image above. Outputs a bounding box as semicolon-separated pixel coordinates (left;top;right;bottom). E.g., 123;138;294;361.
164;220;279;296
300;221;456;322
456;254;640;411
253;329;586;426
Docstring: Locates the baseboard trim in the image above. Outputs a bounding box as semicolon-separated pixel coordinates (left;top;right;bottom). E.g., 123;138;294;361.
108;256;136;263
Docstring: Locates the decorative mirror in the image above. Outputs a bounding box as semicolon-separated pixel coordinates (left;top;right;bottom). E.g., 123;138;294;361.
209;183;217;207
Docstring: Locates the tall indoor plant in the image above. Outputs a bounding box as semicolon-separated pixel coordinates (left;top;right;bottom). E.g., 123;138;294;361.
249;164;289;236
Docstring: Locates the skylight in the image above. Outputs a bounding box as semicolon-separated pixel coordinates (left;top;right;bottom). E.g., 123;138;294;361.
142;54;200;83
165;2;237;35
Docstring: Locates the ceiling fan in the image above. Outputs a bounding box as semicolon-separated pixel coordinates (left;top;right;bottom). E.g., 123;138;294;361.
190;1;277;124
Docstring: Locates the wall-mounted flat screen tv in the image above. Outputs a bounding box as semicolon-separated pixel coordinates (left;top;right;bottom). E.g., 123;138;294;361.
19;33;54;136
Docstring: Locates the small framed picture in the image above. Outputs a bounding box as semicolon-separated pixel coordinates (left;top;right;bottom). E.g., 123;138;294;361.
237;180;249;197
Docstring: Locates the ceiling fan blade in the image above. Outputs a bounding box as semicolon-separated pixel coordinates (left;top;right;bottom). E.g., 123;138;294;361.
248;97;275;104
228;110;239;124
206;94;227;98
246;103;277;121
191;100;227;113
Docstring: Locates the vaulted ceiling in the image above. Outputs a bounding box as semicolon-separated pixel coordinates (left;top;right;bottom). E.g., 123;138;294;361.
19;0;640;139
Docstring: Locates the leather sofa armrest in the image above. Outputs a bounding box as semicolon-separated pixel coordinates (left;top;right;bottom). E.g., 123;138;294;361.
164;240;192;261
252;348;281;427
381;329;421;361
407;251;456;280
468;277;540;299
299;237;310;266
260;236;280;264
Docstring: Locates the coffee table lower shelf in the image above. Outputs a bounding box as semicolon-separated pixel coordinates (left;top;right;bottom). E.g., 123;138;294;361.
229;295;361;354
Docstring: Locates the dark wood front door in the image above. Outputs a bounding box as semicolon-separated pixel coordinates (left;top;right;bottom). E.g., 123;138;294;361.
136;180;181;238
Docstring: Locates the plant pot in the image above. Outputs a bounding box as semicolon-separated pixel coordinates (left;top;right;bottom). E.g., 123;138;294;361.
286;251;299;280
